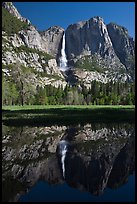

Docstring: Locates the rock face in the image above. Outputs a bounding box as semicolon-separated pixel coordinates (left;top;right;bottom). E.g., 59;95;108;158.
2;2;135;86
41;26;64;59
65;17;114;59
65;16;135;81
19;25;64;58
107;23;135;79
2;2;31;24
19;25;44;51
2;32;67;89
2;2;64;59
2;123;135;201
2;2;67;89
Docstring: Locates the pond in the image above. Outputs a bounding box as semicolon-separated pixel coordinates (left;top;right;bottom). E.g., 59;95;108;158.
2;122;135;202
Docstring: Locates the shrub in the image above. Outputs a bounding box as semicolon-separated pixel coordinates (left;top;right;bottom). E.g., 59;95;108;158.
2;7;29;34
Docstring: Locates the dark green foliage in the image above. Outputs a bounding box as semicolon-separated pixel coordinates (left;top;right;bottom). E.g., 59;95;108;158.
2;70;135;106
2;176;25;202
2;63;36;106
34;86;48;105
2;7;29;34
2;63;135;106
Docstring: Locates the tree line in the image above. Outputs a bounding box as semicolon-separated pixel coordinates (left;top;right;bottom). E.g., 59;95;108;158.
2;73;135;106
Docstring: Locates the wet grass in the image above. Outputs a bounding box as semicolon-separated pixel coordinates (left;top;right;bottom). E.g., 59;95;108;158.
2;105;135;126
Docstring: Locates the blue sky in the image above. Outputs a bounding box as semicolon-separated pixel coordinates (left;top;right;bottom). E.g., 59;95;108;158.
13;2;135;38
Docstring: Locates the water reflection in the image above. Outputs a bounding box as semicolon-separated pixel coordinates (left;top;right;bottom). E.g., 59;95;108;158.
2;123;135;202
56;140;71;179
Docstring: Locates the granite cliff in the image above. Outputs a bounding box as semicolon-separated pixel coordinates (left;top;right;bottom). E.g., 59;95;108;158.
2;2;66;91
2;2;135;105
65;16;135;84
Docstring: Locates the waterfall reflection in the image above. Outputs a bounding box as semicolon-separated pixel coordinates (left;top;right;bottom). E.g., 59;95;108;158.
2;123;135;202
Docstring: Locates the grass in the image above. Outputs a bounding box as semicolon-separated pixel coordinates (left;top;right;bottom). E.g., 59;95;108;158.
2;105;135;126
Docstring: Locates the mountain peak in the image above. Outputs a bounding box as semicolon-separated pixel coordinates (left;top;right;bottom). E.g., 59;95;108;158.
90;16;104;22
2;2;31;25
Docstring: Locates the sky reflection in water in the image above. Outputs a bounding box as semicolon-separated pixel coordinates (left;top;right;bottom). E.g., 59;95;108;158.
2;122;135;202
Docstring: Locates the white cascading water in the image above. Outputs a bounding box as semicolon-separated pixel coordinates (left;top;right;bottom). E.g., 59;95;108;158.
59;33;68;71
61;145;67;178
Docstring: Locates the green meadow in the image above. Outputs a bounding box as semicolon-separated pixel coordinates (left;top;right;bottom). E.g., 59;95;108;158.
2;105;135;126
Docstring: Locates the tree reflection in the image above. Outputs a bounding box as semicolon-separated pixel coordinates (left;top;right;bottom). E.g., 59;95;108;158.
2;123;135;202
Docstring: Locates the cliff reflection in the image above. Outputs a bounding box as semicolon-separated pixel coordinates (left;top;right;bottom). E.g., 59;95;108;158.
2;123;135;202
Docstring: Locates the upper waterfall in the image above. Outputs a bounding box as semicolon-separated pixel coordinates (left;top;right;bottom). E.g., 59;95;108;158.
59;33;68;71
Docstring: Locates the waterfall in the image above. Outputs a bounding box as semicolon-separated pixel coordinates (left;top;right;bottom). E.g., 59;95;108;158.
57;140;69;179
61;145;67;178
59;33;68;71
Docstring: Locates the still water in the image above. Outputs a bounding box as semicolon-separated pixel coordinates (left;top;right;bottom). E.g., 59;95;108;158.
2;122;135;202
